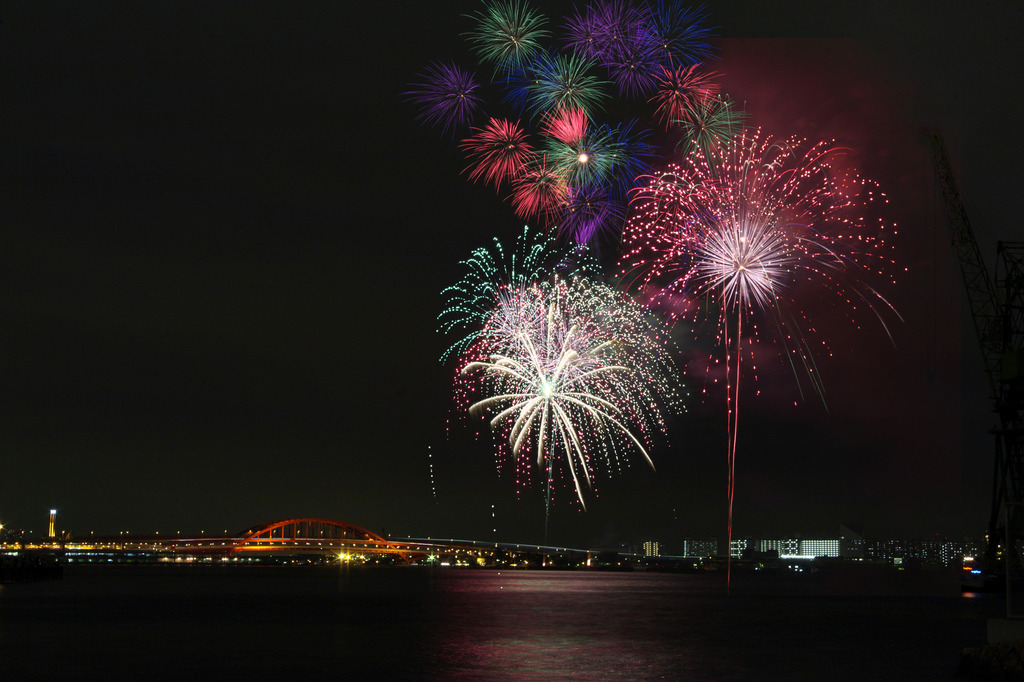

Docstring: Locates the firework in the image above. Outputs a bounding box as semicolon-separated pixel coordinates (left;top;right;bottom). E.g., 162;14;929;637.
457;276;684;508
674;94;748;161
622;127;899;391
439;227;598;362
644;1;715;68
619;127;899;588
544;119;616;187
540;107;589;146
569;0;654;97
465;0;550;69
561;2;605;61
510;155;568;224
542;116;654;199
410;1;719;251
498;49;611;119
460;117;536;188
650;64;720;130
404;61;483;137
603;32;660;98
560;182;626;248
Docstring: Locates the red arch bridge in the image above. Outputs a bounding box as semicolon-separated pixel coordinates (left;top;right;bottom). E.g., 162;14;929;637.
58;518;595;566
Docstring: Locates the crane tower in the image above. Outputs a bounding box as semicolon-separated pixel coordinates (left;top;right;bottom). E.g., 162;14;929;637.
927;132;1024;570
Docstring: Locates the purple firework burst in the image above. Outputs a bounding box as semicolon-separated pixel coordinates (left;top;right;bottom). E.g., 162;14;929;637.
404;61;483;137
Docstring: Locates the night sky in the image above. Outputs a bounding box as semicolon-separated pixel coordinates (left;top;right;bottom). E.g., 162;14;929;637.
2;1;1021;548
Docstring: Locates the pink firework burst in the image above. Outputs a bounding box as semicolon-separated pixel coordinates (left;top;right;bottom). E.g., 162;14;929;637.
460;117;536;188
619;127;900;591
621;128;898;341
541;107;589;146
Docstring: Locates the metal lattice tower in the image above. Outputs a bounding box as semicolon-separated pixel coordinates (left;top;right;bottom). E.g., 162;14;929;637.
927;132;1024;566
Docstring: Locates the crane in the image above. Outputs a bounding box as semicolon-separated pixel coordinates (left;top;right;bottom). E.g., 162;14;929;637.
926;131;1024;579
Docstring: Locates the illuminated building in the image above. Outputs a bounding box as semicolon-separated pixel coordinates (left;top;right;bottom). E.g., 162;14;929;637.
798;539;840;558
681;538;718;558
48;509;56;538
642;541;660;557
759;538;799;556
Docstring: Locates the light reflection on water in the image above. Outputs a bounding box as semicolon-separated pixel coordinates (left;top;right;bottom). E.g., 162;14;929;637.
422;569;986;680
0;565;995;680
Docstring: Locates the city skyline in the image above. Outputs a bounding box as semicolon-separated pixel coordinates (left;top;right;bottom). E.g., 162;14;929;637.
2;1;1019;548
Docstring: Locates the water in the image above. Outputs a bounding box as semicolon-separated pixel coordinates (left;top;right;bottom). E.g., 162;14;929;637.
0;564;995;680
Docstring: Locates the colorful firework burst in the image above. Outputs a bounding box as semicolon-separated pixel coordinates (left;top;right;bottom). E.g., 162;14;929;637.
407;0;718;249
542;115;654;202
456;275;684;508
622;127;899;394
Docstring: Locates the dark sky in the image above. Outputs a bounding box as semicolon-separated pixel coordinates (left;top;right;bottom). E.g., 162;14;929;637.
2;1;1021;548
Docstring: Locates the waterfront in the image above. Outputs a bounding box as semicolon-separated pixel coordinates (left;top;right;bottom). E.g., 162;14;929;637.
0;563;993;680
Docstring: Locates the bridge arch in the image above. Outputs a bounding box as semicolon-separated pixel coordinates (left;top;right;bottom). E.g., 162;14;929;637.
228;518;414;562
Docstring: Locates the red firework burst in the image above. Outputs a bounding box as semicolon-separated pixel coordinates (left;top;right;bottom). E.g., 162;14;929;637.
649;64;720;130
460;117;536;188
509;155;568;224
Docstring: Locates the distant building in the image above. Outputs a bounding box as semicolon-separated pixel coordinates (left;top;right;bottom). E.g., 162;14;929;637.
755;536;840;558
642;541;661;558
730;538;748;559
840;525;864;559
759;538;799;556
682;537;718;558
799;539;840;558
866;536;980;566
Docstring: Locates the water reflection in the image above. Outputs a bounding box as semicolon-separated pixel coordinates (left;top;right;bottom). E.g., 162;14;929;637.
423;570;990;680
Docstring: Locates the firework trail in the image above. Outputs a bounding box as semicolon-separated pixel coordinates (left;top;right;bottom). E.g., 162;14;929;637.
619;127;900;589
455;275;685;514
